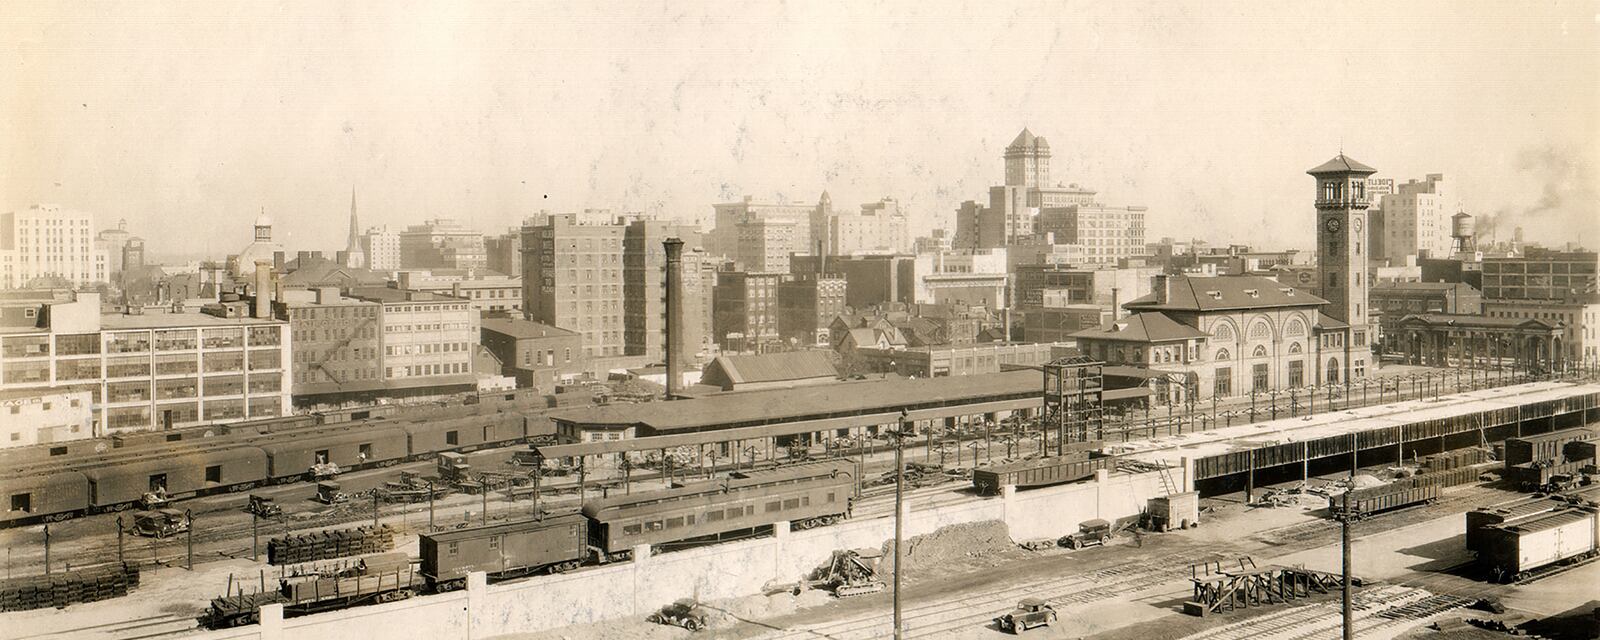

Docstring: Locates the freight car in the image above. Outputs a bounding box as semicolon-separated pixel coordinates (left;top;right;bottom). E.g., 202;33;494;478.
1466;495;1566;553
83;446;268;512
1502;427;1599;467
1477;506;1600;583
203;552;419;629
582;459;858;560
1328;482;1440;521
1504;459;1594;493
971;452;1115;495
258;426;410;482
419;513;588;592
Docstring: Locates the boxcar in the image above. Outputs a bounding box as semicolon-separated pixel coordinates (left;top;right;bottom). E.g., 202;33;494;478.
582;460;856;558
83;446;268;510
259;427;409;481
419;513;588;591
1328;483;1439;521
1466;495;1566;553
402;416;502;456
1478;507;1599;582
0;470;90;526
971;452;1114;495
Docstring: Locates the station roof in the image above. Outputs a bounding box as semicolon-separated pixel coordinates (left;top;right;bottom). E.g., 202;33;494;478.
1124;276;1326;313
550;370;1041;435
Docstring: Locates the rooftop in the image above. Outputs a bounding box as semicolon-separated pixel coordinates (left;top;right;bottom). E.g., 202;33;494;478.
346;287;467;304
481;317;579;340
551;369;1040;434
1071;312;1210;343
702;351;839;386
1125;276;1327;312
1306;154;1378;176
101;310;283;330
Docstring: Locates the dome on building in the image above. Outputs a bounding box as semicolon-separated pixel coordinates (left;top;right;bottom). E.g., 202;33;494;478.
254;212;273;228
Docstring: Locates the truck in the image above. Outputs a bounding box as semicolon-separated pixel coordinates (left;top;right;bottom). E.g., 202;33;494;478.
246;495;282;519
995;598;1058;634
1059;519;1112;550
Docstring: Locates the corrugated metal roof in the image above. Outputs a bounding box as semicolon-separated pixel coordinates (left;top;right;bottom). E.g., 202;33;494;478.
1125;276;1327;312
1070;312;1210;343
551;370;1041;434
705;351;838;386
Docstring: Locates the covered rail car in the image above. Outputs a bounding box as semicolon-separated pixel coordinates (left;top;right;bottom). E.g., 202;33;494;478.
402;414;528;457
83;446;268;510
1467;495;1566;553
1478;507;1600;582
581;460;856;557
419;513;588;591
0;471;90;526
1503;427;1600;466
258;427;409;481
1504;459;1593;493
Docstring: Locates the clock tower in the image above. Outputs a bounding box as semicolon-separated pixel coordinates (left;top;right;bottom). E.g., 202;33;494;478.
1308;154;1376;380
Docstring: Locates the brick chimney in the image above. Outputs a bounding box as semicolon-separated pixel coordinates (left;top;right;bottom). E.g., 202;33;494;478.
1152;274;1171;305
664;238;685;400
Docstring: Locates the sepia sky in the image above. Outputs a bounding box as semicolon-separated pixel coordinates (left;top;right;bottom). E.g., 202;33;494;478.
2;0;1596;260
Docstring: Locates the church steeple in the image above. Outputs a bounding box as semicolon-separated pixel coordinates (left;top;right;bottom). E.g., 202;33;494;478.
343;187;366;269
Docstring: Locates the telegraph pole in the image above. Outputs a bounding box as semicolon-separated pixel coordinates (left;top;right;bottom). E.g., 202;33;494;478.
1340;482;1353;640
893;409;911;640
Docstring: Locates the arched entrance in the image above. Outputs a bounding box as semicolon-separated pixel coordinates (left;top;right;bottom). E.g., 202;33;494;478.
1326;357;1340;385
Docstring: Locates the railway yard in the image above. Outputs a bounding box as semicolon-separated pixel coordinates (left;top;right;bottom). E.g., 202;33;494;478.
2;373;1599;640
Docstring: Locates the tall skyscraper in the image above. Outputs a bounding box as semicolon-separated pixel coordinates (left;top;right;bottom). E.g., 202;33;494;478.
343;188;366;269
1308;153;1377;381
1378;174;1455;263
399;219;488;271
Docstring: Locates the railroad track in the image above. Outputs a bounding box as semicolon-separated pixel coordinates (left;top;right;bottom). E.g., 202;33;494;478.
8;613;199;640
1248;483;1516;547
748;547;1233;640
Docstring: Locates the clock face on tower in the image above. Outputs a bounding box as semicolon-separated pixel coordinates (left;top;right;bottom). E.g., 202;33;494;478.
1352;217;1363;233
1324;217;1342;233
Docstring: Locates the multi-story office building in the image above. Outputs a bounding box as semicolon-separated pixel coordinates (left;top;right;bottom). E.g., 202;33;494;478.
623;219;704;360
825;198;910;256
953;130;1145;256
1378;174;1455;263
712;271;783;352
711;197;819;272
96;219;135;276
399;219;487;271
521;213;626;358
912;250;1009;308
790;254;915;309
0;205;111;289
274;287;477;407
485;227;523;277
1481;249;1599;302
360;226;402;272
0;291;290;434
396;270;522;313
913;229;954;255
776;274;847;346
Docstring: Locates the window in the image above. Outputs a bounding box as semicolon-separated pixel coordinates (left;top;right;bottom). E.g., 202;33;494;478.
1354;359;1366;378
148;474;168;492
766;501;782;513
665;516;684;528
446;430;459;446
1215;348;1230;361
1252;345;1267;358
489;535;500;550
359;443;372;460
706;510;725;523
10;493;30;513
448;542;459;556
623;524;643;535
1252;363;1269;392
205;465;221;483
783;498;800;509
1326;358;1340;385
1214;368;1232;396
1288;360;1304;387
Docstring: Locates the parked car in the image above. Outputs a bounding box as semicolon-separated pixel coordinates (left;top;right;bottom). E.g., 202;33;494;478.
130;508;189;538
995;598;1057;633
648;599;709;631
1059;518;1112;549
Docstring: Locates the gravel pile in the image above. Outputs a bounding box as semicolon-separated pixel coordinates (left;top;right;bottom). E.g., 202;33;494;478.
880;520;1019;577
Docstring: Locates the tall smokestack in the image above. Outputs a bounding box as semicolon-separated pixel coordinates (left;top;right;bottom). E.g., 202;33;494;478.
1110;287;1121;321
664;238;685;400
253;261;272;319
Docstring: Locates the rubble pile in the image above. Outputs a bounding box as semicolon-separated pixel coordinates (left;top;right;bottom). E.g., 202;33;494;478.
881;520;1019;576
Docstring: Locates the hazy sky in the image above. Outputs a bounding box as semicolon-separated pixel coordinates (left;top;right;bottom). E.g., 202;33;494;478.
3;1;1596;261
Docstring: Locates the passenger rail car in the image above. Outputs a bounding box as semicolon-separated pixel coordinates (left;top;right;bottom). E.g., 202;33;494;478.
419;513;589;592
582;459;857;559
1477;506;1600;582
1;411;544;529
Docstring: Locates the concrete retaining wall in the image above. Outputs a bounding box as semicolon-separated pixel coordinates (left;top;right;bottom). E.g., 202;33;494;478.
199;467;1178;640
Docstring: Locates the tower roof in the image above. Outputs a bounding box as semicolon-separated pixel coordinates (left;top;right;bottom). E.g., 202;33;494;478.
1007;128;1049;151
1307;154;1377;176
254;212;272;227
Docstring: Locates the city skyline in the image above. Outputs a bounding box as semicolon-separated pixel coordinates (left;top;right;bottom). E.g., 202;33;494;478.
3;1;1595;261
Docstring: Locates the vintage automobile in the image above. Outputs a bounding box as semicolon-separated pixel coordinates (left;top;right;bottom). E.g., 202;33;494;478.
995;598;1058;634
647;598;709;631
246;494;283;519
315;481;351;505
130;508;189;538
1059;518;1112;549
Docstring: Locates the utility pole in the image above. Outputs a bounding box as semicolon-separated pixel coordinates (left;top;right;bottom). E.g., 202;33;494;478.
1340;481;1353;640
893;409;912;640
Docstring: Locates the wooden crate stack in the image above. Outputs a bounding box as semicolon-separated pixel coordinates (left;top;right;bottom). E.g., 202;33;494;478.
0;564;141;612
267;524;396;565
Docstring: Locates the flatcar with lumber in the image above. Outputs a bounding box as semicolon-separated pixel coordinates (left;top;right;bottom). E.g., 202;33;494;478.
202;553;420;629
